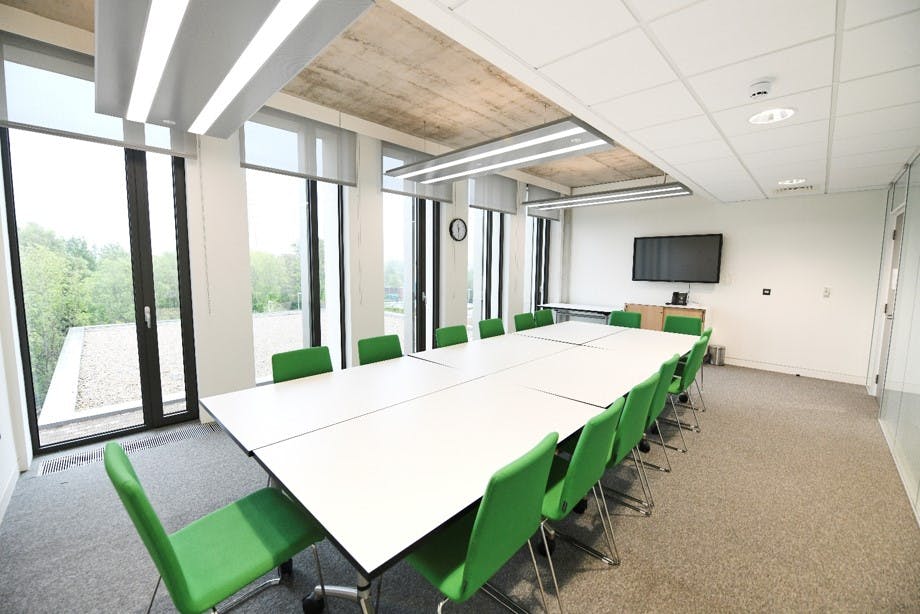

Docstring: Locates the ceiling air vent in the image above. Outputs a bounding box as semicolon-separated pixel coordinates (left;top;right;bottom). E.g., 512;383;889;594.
774;184;816;195
749;80;772;100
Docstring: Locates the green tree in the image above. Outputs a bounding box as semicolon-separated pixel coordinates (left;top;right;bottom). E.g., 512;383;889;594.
84;244;134;324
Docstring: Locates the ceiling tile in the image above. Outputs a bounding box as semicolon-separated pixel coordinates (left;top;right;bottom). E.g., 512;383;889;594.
591;81;702;130
729;120;829;153
828;163;904;190
455;0;635;68
648;0;836;75
839;11;920;82
831;147;918;170
712;87;832;137
836;66;920;116
844;0;919;29
687;38;834;112
697;175;764;202
740;140;828;167
629;0;700;22
675;155;747;182
540;29;675;104
834;102;920;139
750;160;827;187
656;138;734;164
630;115;721;150
832;127;920;156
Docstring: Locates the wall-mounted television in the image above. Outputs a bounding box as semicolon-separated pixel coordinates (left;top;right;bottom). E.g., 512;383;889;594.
632;233;723;283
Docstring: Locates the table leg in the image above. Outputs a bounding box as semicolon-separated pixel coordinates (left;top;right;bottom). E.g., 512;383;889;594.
303;571;375;614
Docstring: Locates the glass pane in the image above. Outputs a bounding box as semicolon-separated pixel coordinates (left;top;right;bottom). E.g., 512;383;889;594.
489;212;502;317
317;181;343;369
9;129;143;446
383;192;413;353
146;153;190;415
467;208;484;333
247;169;308;382
425;201;436;349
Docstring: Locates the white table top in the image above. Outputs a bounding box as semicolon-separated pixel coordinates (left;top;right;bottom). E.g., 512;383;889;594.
516;320;626;345
540;302;619;313
411;333;571;377
256;378;603;576
200;357;472;452
586;326;698;355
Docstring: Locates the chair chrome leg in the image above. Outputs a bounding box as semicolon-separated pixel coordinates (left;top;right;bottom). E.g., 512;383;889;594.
632;449;655;509
549;520;618;567
594;484;620;565
438;597;450;613
215;571;282;612
642;420;673;472
480;582;531;614
669;396;689;452
694;379;708;412
307;570;375;614
532;529;557;613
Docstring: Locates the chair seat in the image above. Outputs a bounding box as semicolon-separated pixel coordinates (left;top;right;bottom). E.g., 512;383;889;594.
407;510;478;603
170;488;323;612
541;455;571;521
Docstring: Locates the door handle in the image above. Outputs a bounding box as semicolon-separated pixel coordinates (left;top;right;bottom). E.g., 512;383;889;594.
144;306;152;329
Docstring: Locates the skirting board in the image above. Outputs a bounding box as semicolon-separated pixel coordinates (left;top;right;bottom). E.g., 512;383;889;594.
0;466;17;525
879;420;920;530
724;357;864;385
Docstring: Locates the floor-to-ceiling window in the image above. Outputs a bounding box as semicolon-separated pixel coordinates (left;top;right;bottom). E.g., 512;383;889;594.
466;207;504;333
530;215;552;311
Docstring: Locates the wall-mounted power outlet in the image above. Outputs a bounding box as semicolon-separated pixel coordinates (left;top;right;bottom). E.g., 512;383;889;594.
762;288;771;296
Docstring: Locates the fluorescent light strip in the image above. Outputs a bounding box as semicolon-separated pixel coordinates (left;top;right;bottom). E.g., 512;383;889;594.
420;139;606;184
533;189;690;211
126;0;190;123
393;127;587;180
529;185;685;208
189;0;320;134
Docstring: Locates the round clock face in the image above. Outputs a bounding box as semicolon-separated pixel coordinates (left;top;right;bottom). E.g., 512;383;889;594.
449;218;467;241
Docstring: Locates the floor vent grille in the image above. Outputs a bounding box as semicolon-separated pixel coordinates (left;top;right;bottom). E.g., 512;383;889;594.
38;422;222;476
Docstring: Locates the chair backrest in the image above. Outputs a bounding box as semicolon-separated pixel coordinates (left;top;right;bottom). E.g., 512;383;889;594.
435;325;468;348
463;432;558;598
676;337;709;392
645;354;680;429
357;334;403;365
533;309;554;327
556;399;623;516
478;318;505;339
702;327;713;341
271;346;333;383
663;314;702;336
609;373;659;466
104;443;191;609
513;312;536;331
608;310;641;328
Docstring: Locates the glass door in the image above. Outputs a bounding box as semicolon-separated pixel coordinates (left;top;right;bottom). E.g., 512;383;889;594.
2;128;197;451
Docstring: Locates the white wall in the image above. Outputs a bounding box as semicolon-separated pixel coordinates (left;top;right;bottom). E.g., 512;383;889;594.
565;190;887;384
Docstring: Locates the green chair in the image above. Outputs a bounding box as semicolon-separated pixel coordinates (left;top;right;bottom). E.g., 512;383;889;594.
663;314;702;336
271;346;333;383
662;336;709;434
640;355;684;475
478;318;505;339
513;312;536;332
357;334;403;365
407;433;559;613
435;325;468;348
602;373;660;516
607;310;641;328
533;309;554;327
539;401;624;609
104;443;326;614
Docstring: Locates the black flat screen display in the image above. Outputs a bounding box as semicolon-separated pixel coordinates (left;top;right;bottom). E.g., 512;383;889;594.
632;234;723;283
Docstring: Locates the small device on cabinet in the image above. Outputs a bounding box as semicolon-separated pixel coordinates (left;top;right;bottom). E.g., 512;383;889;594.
669;291;688;306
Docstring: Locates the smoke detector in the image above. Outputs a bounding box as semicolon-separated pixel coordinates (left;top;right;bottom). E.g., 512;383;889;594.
749;80;772;100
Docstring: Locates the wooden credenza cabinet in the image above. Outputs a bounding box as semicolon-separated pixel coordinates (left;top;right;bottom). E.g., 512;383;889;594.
624;303;706;331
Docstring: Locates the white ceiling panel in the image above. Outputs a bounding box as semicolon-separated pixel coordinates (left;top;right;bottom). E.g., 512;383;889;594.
834;102;920;139
675;155;747;180
844;0;920;29
656;139;734;164
832;127;920;157
440;0;469;7
740;140;828;167
713;87;832;137
829;163;905;190
729;120;829;153
627;0;701;22
831;147;918;170
836;66;920;116
751;160;827;187
649;0;836;75
455;0;636;68
839;10;920;81
630;115;721;149
687;38;834;112
698;176;764;202
539;29;675;104
591;81;702;130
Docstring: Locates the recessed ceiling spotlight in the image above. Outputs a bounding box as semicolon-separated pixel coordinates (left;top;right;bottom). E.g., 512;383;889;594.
162;119;176;126
778;177;807;186
748;107;795;124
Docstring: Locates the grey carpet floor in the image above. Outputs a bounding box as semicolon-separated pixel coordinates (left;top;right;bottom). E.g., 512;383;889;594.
1;366;918;613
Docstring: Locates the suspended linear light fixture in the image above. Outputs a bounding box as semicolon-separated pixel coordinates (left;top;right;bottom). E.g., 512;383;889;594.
525;182;692;211
385;118;612;185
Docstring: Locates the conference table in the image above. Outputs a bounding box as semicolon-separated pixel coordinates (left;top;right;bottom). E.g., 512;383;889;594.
200;321;697;613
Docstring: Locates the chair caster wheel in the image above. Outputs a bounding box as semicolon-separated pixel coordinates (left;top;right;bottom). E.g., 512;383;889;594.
536;534;556;557
679;393;689;403
302;592;325;614
638;439;651;453
572;498;588;514
280;559;293;581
